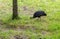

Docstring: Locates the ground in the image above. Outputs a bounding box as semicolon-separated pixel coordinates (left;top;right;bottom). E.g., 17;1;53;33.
0;0;60;39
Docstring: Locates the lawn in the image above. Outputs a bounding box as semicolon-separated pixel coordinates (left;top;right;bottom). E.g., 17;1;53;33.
0;0;60;39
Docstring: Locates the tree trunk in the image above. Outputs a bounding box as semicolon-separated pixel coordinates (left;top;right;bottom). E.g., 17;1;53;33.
12;0;18;20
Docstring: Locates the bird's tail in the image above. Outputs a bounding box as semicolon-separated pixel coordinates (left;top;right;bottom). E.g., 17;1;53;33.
30;17;34;19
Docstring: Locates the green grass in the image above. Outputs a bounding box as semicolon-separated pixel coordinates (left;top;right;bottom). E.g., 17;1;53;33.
0;0;60;39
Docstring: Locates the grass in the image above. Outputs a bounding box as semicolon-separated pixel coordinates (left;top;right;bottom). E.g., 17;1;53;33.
0;0;60;39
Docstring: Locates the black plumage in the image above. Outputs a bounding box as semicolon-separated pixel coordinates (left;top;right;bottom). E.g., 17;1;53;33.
32;11;47;18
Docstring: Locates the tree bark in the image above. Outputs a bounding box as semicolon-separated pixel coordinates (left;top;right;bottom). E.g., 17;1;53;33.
12;0;18;20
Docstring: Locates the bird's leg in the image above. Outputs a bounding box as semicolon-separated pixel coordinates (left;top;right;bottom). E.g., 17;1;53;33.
39;17;41;21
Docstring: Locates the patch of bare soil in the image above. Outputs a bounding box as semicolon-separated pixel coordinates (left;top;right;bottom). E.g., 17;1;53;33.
14;35;30;39
41;30;52;36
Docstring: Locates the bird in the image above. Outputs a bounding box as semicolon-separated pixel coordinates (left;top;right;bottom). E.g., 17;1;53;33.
30;11;47;19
